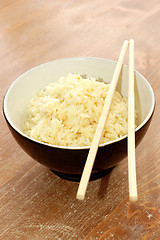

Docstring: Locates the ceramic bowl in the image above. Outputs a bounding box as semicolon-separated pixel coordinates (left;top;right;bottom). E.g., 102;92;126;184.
3;58;155;181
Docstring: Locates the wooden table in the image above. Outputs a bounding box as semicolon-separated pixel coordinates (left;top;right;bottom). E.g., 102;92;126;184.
1;1;160;239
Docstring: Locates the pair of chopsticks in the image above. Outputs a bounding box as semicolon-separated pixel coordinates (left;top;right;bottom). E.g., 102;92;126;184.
76;39;138;202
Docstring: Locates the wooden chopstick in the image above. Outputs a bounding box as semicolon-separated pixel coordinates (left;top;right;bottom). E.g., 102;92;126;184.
76;40;129;200
128;39;138;202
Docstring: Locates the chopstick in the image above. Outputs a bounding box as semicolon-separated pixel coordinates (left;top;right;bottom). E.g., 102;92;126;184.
128;39;138;201
76;40;129;200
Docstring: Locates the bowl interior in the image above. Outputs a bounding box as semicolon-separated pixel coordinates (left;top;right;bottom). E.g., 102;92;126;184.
4;57;155;148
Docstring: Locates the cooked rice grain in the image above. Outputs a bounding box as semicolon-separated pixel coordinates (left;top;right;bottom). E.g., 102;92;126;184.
24;73;136;146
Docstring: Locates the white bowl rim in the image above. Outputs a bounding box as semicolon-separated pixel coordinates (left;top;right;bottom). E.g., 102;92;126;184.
3;57;155;150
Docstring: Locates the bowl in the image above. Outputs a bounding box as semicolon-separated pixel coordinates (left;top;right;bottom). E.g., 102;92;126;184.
3;57;155;181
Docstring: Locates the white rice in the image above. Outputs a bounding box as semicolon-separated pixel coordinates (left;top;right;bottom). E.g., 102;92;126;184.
24;73;135;147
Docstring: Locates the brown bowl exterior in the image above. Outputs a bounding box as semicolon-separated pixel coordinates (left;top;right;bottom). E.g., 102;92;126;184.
5;113;153;178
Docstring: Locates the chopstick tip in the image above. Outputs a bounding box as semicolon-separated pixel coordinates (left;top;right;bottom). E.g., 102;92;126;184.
124;39;129;44
129;39;134;44
76;193;85;201
129;195;138;202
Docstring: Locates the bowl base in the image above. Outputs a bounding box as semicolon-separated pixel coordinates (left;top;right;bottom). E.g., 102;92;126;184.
51;168;113;182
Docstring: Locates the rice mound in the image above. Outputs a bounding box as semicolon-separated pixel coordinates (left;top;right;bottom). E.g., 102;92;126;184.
24;73;133;147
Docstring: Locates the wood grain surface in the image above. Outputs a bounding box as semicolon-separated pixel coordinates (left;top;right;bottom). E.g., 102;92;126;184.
0;0;160;239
